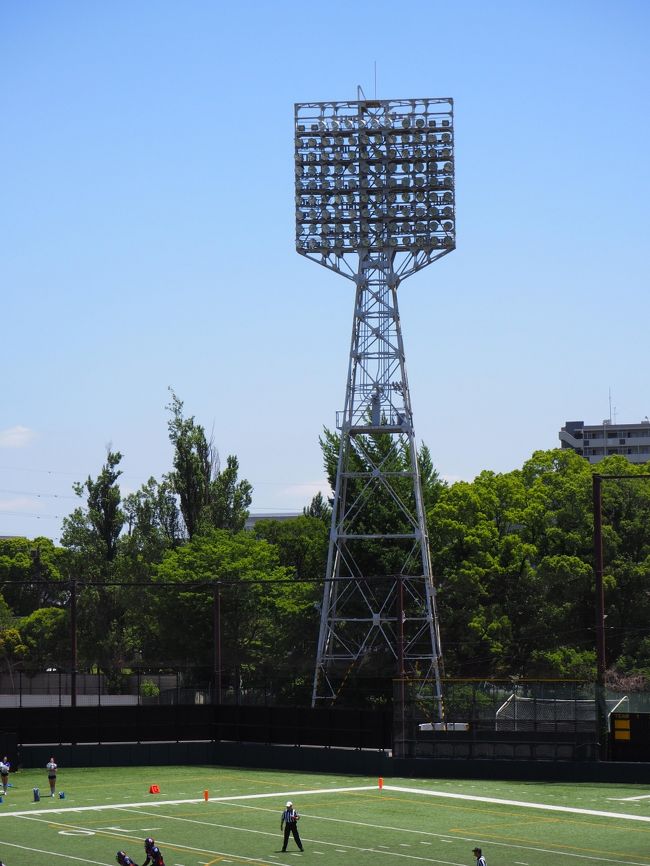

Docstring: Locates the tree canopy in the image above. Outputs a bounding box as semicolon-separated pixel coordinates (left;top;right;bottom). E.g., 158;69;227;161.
3;427;650;701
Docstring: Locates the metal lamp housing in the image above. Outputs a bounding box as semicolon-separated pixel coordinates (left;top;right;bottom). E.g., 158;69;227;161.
295;98;455;281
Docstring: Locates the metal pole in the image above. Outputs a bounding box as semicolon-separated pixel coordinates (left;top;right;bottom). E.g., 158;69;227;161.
593;475;606;681
70;579;77;709
592;474;607;760
398;575;405;678
213;583;222;704
396;575;407;757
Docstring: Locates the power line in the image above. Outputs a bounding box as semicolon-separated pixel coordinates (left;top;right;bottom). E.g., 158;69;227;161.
0;488;77;500
0;465;79;476
0;511;64;520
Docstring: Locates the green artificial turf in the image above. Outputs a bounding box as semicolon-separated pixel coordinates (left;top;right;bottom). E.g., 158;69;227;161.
0;765;649;865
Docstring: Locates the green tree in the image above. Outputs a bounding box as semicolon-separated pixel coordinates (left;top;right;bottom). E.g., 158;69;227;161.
166;391;252;537
150;529;291;689
208;455;252;532
253;515;327;697
120;476;183;584
123;477;182;548
592;458;650;675
60;451;129;673
320;426;446;576
303;491;332;522
429;452;598;678
0;536;66;615
429;475;510;675
61;450;125;571
166;391;215;538
18;607;68;670
0;594;27;685
253;515;328;582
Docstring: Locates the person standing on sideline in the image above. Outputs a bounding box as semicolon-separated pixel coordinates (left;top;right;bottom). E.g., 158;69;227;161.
281;800;303;852
472;846;487;866
142;836;165;866
46;757;57;796
0;756;9;794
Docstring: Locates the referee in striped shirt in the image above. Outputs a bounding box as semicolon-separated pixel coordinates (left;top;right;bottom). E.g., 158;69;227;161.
472;847;487;866
281;800;304;852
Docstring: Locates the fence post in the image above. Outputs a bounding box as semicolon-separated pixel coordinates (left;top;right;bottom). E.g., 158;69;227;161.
213;582;221;705
593;474;608;760
70;579;77;709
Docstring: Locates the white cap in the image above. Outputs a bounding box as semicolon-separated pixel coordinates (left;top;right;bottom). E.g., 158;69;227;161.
286;801;293;807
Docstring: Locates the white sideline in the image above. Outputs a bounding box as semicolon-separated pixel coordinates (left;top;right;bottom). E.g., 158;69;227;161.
2;781;650;826
383;784;650;823
0;785;377;819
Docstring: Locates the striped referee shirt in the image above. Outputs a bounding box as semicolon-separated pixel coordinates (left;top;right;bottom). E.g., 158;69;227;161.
282;806;299;825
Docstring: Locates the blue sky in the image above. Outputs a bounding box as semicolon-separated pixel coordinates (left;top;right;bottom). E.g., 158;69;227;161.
1;0;649;541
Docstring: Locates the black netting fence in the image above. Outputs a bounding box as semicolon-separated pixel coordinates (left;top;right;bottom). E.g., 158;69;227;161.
391;678;642;760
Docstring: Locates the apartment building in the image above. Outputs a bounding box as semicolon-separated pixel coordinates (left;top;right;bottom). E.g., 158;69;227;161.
559;419;650;464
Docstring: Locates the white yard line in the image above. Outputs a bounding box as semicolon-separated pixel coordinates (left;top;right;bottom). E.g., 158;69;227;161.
12;807;467;866
0;839;109;864
608;794;650;802
3;782;650;866
9;815;301;866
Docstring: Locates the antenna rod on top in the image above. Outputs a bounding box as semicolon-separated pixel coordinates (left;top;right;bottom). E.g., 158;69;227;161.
374;61;377;98
609;388;612;423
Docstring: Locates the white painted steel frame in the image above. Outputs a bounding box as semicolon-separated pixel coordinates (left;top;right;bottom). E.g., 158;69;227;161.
294;98;453;716
311;252;443;713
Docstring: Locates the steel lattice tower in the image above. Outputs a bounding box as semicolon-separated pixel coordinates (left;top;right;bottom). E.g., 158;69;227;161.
294;98;455;718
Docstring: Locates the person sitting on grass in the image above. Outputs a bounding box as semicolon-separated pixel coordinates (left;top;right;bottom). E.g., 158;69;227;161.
116;852;136;865
142;836;165;866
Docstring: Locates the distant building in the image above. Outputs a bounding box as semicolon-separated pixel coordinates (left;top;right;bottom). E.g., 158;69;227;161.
244;512;301;529
560;419;650;464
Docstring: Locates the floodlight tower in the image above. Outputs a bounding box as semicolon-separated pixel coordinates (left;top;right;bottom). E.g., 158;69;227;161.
295;98;455;718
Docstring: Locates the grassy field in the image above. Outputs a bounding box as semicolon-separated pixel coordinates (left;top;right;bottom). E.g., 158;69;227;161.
0;764;650;865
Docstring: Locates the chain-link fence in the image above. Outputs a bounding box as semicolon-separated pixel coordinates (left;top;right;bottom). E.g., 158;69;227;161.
0;668;320;708
392;678;642;760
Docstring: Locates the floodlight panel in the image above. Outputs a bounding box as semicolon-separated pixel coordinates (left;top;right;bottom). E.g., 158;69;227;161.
295;98;455;259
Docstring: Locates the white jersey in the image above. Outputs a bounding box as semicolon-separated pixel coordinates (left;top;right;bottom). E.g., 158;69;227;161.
0;762;9;775
47;761;57;773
